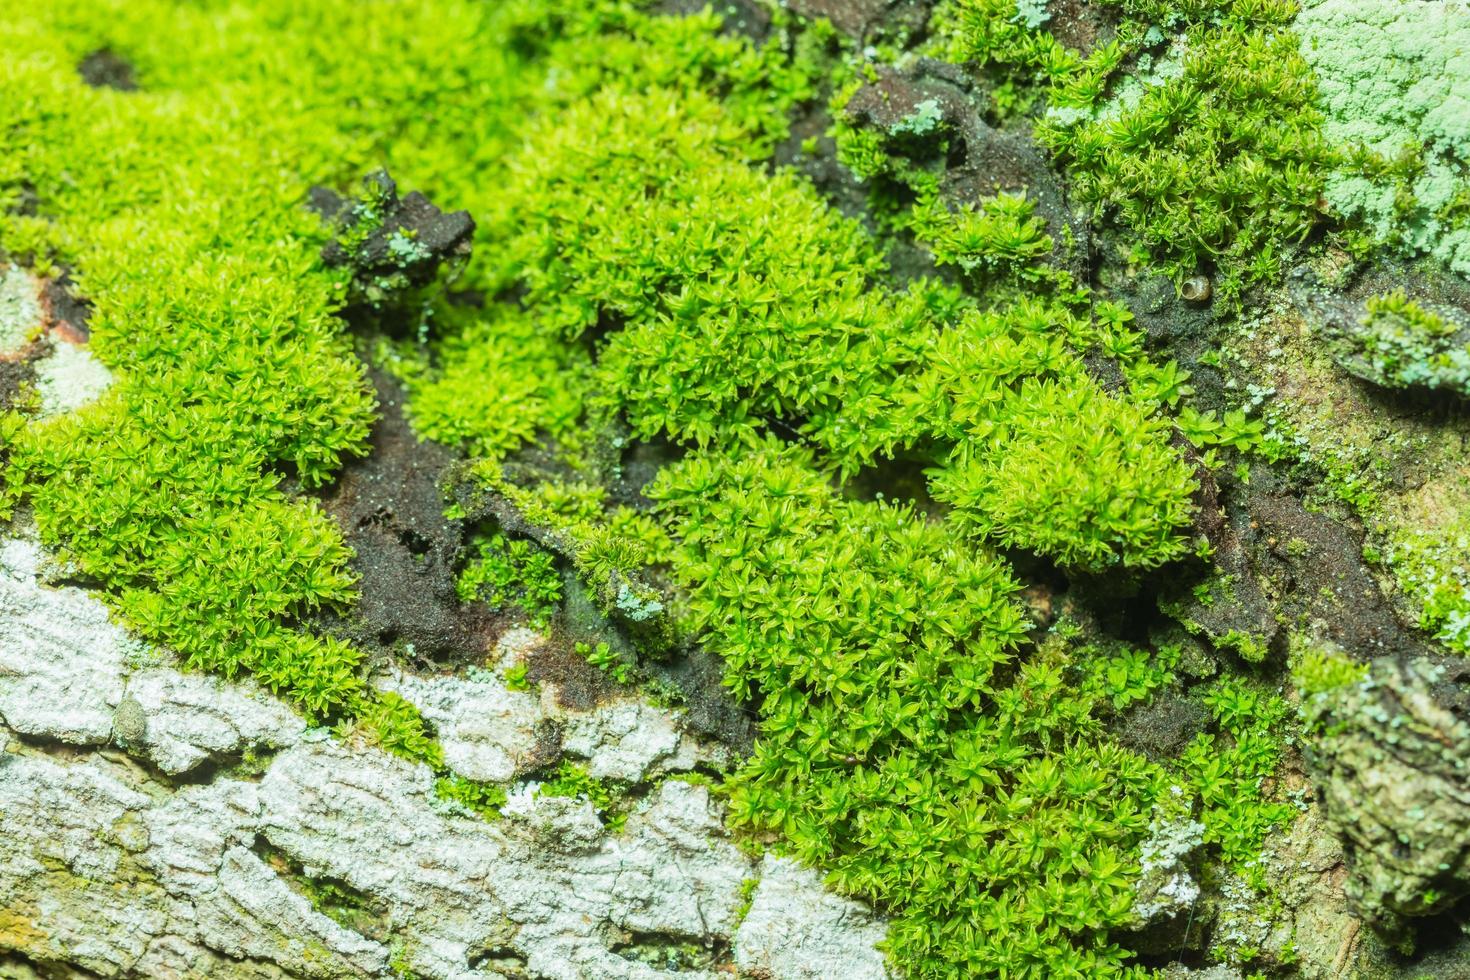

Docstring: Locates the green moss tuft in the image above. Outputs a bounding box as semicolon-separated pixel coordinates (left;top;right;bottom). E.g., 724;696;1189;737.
932;373;1197;571
457;532;563;629
348;690;444;769
652;442;1173;976
1337;290;1470;396
434;774;509;819
938;0;1333;304
1179;677;1295;879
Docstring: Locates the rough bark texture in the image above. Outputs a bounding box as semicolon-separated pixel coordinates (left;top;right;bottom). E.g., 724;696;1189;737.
0;528;891;980
1306;659;1470;933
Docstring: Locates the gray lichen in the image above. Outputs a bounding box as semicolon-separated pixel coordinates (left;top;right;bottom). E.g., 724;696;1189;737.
1303;657;1470;935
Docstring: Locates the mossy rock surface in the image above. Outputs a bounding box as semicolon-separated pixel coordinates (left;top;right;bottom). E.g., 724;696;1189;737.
1;1;1470;978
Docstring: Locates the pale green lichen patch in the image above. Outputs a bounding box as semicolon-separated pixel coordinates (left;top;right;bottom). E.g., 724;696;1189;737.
0;265;42;355
1297;0;1470;275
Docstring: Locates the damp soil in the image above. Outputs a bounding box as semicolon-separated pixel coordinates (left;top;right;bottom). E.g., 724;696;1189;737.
0;343;41;413
312;367;508;668
77;49;137;91
40;273;92;344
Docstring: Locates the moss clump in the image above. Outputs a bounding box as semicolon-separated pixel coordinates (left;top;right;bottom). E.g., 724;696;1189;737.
652;442;1172;977
0;2;1312;976
1334;290;1470;396
1292;642;1367;702
470;77;1197;573
345;690;443;769
1178;677;1295;879
456;533;562;629
434;774;508;819
1078;642;1181;713
931;372;1197;571
386;309;589;460
937;0;1331;304
502;85;938;470
576;640;633;685
1;2;390;720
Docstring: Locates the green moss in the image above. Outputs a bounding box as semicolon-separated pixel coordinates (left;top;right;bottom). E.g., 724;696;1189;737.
541;761;627;831
1337;290;1470;396
937;0;1332;304
651;442;1170;977
930;371;1197;571
347;690;444;769
504;84;934;470
1178;677;1295;881
732;876;761;928
1177;407;1267;453
1078;643;1181;713
502;664;532;692
907;191;1057;284
1386;522;1470;656
457;532;563;629
434;774;508;819
1292;642;1367;699
388;942;424;980
0;0;824;717
387;308;590;461
1043;23;1329;303
1217;629;1271;664
576;639;634;685
483;66;1196;572
0;2;1334;976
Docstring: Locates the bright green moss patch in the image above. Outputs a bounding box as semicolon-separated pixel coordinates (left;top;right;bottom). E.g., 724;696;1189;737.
501;85;937;470
485;79;1197;571
933;373;1196;570
1292;642;1368;700
907;191;1057;284
0;0;807;713
456;533;563;629
1180;678;1295;877
434;774;509;819
386;311;590;461
916;297;1197;571
652;442;1173;976
1038;17;1330;303
0;5;378;717
1078;642;1181;713
346;690;444;769
0;1;1317;976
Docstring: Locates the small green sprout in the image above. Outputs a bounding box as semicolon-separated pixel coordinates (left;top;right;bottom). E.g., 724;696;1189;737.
576;640;632;685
